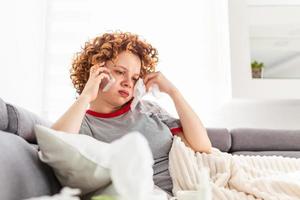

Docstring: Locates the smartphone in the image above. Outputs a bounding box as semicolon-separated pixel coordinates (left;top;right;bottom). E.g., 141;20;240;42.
99;72;115;92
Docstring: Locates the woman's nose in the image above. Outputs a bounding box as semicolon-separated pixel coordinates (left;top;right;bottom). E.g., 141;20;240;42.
121;76;133;88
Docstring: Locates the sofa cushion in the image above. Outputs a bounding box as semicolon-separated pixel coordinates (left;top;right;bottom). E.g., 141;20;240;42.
0;130;61;200
6;103;51;143
230;128;300;152
232;151;300;159
0;98;8;131
206;128;231;152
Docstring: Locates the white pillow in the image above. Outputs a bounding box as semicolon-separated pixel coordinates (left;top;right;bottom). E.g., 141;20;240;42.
34;125;111;195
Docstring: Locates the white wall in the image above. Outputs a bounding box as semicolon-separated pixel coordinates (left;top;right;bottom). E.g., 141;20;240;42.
228;0;300;99
205;0;300;130
41;0;93;121
43;0;232;122
0;0;232;125
206;98;300;129
0;0;47;115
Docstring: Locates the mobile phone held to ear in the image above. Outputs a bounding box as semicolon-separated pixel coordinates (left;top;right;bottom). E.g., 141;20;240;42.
99;73;116;92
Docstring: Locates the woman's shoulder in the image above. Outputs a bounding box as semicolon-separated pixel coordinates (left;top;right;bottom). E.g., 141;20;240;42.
138;100;164;115
139;100;161;109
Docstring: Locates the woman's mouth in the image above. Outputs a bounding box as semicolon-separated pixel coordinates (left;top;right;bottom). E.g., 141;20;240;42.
118;90;129;98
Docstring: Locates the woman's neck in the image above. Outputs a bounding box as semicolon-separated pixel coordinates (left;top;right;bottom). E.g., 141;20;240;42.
89;98;122;114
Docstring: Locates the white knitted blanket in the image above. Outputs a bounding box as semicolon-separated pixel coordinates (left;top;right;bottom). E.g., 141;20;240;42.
169;136;300;200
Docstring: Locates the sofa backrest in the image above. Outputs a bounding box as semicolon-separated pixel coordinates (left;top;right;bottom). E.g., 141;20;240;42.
230;128;300;152
206;128;231;152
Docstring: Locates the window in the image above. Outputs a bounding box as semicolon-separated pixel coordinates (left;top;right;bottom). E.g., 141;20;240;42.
44;0;231;123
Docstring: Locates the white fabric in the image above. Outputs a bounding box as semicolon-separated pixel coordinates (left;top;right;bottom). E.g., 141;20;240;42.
35;125;161;200
169;136;300;200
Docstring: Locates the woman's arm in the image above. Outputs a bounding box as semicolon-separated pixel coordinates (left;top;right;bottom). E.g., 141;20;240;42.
169;89;212;153
143;71;212;153
51;63;110;133
51;95;90;134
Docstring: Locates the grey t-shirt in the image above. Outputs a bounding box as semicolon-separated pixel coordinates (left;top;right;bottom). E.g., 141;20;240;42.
79;99;182;194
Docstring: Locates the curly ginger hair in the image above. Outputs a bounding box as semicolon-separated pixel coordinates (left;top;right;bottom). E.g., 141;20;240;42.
70;31;159;95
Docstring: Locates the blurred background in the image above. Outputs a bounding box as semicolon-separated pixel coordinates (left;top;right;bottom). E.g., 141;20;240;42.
1;0;300;129
0;0;231;123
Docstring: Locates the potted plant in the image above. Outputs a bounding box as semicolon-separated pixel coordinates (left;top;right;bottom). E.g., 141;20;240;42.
251;60;264;78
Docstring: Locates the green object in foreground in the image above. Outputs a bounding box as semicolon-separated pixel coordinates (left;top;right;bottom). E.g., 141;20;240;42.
91;195;117;200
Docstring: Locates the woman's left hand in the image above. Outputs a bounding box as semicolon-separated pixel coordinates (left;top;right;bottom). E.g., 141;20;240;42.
143;71;177;96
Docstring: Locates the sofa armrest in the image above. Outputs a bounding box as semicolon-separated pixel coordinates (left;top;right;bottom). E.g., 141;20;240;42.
6;103;52;144
0;98;8;131
0;131;61;200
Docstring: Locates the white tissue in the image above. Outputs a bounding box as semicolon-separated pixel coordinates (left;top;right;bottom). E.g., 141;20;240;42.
149;84;161;98
108;132;155;200
24;187;81;200
131;78;146;111
131;78;161;111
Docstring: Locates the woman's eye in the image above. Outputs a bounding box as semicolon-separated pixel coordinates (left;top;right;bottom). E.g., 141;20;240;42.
115;70;124;75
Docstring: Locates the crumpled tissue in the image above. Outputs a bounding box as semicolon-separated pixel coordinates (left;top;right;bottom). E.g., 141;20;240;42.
131;78;161;111
107;132;154;200
23;187;81;200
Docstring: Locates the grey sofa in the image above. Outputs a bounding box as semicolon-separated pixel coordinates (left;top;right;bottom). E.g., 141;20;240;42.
0;97;61;200
1;97;300;200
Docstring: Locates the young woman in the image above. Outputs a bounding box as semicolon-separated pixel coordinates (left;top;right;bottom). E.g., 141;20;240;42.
51;31;212;196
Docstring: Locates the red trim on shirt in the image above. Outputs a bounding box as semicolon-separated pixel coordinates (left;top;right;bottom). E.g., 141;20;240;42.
170;127;183;135
86;100;132;118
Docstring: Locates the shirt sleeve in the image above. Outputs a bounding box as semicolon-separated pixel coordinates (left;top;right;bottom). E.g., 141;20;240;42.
142;100;183;135
79;116;93;136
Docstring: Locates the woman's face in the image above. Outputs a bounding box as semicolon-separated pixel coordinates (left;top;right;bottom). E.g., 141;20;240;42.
101;51;141;106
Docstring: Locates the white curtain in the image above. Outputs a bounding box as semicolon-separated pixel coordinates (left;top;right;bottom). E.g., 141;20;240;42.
2;0;231;124
41;0;94;121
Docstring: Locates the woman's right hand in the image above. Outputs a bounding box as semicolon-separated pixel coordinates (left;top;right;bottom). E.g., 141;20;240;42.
80;62;111;103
